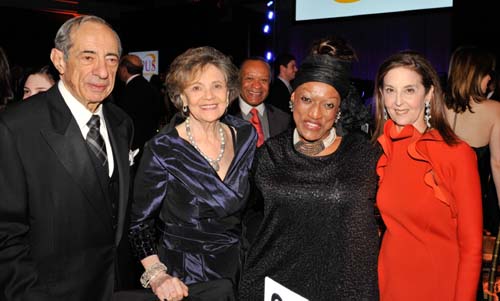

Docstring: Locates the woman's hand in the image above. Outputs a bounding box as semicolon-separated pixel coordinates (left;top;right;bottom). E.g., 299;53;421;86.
150;272;189;301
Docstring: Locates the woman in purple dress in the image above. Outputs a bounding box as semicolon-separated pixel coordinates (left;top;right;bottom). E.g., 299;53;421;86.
128;46;256;301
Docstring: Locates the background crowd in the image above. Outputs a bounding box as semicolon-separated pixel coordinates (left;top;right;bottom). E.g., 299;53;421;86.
0;11;499;301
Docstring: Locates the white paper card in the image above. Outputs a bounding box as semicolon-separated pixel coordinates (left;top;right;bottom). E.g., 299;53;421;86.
264;276;309;301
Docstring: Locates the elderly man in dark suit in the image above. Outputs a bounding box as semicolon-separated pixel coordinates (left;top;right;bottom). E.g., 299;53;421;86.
0;15;133;300
228;57;291;147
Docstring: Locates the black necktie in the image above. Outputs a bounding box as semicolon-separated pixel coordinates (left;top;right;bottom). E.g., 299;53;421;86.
86;115;108;170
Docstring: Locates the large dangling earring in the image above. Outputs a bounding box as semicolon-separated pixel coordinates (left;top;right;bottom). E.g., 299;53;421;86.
289;100;294;112
424;100;431;128
335;111;341;123
383;107;388;120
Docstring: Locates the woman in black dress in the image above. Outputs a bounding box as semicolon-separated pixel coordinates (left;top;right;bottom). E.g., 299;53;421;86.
239;39;380;300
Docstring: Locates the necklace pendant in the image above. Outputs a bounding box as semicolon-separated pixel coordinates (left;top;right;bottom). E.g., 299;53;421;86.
292;127;337;156
211;161;220;172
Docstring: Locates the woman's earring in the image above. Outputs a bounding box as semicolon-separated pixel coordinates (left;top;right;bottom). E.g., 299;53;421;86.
289;100;294;112
424;100;431;128
383;107;388;120
335;111;341;123
180;95;189;113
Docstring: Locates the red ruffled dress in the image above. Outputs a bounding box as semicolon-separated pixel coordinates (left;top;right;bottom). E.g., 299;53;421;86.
376;120;483;301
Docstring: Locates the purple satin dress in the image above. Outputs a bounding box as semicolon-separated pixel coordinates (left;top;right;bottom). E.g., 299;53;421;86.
129;114;257;285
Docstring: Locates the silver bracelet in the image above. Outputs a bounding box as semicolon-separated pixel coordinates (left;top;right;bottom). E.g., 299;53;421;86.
140;262;168;288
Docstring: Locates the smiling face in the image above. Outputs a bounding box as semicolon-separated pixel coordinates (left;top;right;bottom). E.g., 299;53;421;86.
182;64;228;124
291;81;340;142
240;60;270;106
381;66;433;133
50;21;120;112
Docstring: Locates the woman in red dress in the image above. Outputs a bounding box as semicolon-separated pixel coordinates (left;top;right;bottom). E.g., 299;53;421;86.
372;51;483;300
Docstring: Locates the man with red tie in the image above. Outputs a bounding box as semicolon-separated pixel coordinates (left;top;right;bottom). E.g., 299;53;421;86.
228;57;291;248
228;57;291;147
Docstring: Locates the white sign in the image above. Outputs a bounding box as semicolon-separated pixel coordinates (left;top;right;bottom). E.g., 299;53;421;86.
296;0;453;21
264;276;309;301
128;50;159;81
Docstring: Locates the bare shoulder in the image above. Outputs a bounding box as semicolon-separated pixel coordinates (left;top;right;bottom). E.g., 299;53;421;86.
481;99;500;114
473;100;500;123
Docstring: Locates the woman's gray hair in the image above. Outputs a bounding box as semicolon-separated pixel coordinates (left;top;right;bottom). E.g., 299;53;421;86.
166;46;240;117
54;15;122;61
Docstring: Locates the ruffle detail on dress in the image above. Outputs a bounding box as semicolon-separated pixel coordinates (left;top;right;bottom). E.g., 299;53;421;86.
377;120;457;217
408;134;457;218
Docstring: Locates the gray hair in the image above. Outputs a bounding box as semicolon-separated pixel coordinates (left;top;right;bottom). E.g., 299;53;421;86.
166;46;240;117
54;15;122;61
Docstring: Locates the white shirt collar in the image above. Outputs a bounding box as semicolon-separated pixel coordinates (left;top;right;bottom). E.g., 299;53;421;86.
278;76;293;93
238;96;266;116
58;80;114;176
126;74;141;85
58;80;104;134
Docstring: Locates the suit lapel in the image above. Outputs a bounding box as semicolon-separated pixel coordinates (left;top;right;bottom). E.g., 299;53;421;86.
227;99;244;118
265;105;276;137
103;104;130;245
40;88;112;229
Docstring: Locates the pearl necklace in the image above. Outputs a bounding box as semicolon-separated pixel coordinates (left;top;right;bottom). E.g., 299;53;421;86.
185;117;226;171
293;127;337;156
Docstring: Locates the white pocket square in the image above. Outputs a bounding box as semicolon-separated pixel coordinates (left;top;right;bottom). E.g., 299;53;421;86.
129;149;139;166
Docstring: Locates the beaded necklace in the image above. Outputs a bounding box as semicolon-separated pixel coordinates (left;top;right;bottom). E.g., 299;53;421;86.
185;117;226;171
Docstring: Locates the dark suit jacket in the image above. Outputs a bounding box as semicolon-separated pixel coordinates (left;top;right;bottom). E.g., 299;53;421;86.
117;75;164;150
266;78;292;113
0;85;133;300
227;100;291;139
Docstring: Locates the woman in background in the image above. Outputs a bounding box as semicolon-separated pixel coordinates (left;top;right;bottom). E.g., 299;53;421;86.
444;46;500;299
444;46;500;236
373;50;482;300
22;65;57;100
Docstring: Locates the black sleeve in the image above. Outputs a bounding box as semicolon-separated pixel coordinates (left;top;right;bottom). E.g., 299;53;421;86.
0;116;38;300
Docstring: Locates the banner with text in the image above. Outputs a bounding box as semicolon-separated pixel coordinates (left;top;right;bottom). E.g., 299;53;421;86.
129;50;159;81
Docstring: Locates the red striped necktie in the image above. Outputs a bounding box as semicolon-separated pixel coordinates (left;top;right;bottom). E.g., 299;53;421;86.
250;108;265;147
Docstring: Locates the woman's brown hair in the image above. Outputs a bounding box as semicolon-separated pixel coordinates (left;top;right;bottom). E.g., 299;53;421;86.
445;45;496;113
372;50;458;145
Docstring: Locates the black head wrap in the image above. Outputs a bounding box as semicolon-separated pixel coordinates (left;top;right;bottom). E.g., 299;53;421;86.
292;54;352;99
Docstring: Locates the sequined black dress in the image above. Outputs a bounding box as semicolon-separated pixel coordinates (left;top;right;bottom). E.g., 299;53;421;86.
239;129;380;300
